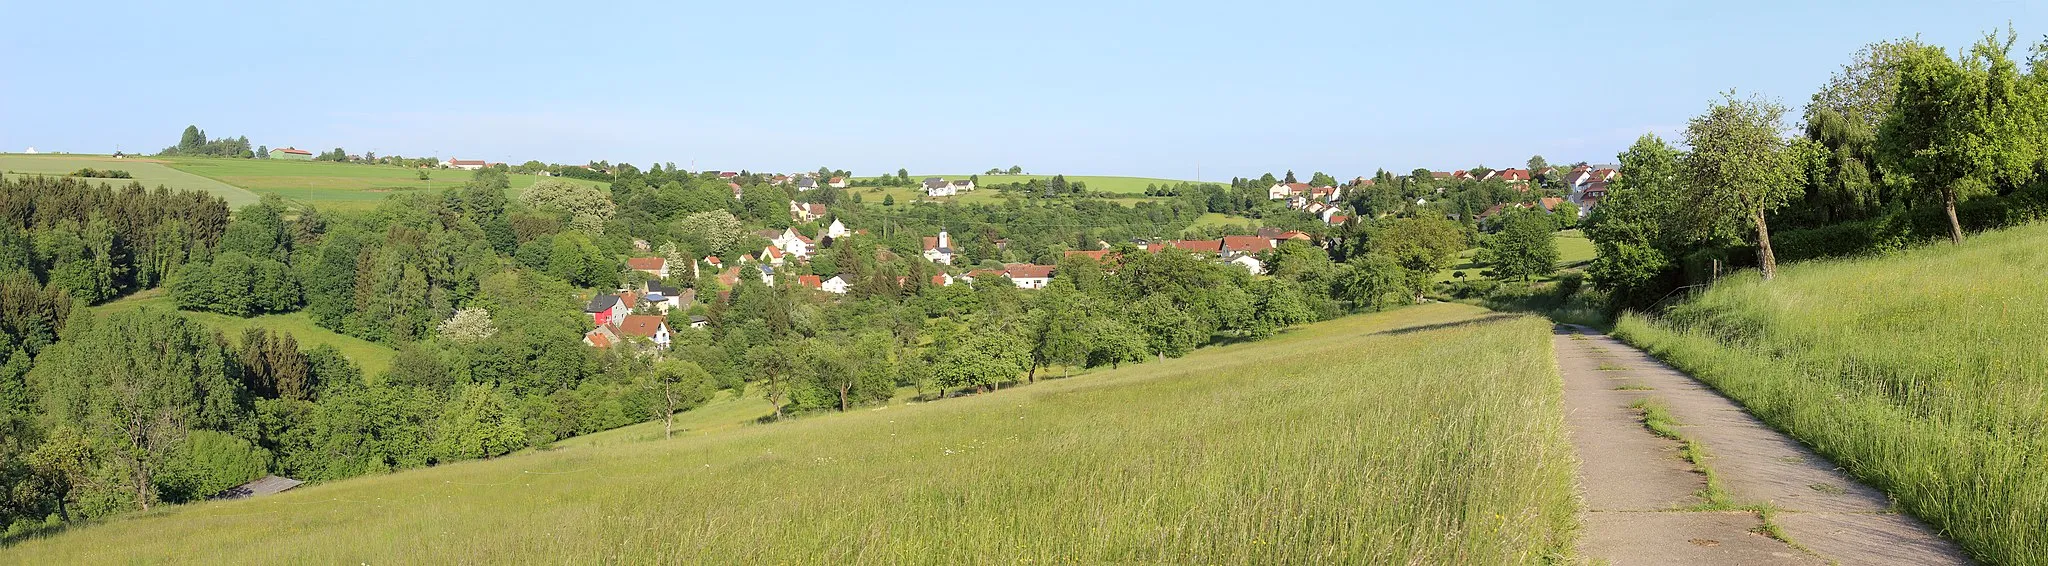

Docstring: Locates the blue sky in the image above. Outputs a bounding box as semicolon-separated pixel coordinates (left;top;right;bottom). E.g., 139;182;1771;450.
2;0;2040;179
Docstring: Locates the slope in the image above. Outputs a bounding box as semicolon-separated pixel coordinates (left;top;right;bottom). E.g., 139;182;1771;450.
0;154;261;207
1614;221;2048;565
92;290;397;378
1;303;1577;564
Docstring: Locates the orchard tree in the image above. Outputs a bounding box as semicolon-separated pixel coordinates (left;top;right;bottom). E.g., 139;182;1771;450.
1478;211;1560;283
1682;92;1800;280
1880;34;2043;245
650;361;714;438
1587;134;1687;307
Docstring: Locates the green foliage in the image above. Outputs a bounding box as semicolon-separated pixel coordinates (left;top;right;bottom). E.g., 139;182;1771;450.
933;326;1029;390
519;179;616;235
431;383;528;462
1478;212;1560;283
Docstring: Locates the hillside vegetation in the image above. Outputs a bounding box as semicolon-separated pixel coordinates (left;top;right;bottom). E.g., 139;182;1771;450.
1615;222;2048;564
0;154;260;207
1;304;1579;564
93;290;399;377
159;157;604;211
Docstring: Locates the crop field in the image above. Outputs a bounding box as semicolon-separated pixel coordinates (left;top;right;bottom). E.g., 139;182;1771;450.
2;303;1578;564
1614;222;2048;564
93;290;398;378
157;157;606;211
0;154;261;207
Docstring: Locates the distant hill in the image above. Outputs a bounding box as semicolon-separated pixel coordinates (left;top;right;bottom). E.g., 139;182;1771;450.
0;154;260;207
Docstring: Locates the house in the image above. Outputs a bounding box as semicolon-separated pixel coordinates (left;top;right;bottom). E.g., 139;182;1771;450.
621;315;673;348
797;274;823;290
967;263;1056;289
1452;170;1471;181
1256;228;1310;242
930;272;955;287
755;263;775;285
1268;182;1314;200
1470;170;1499;182
795;178;820;191
770;174;791;186
718;171;740;179
1327;214;1349;225
729;182;745;200
922;231;954;264
1430;171;1453;181
1319;207;1342;223
950;179;975;192
825;218;851;239
772;227;814;259
923;177;956;197
269;147;313;160
445;158;488;170
828;176;848;188
1158;239;1223;255
1538;197;1567;213
717;266;741;287
790;201;828;223
585;294;626;327
210;475;303;501
1220;235;1276;257
1064;249;1116;262
644;283;688;313
617;290;639;311
1498;169;1532;184
583;325;619;348
761;245;786;266
821;275;852;294
626;257;669;279
688;315;709;329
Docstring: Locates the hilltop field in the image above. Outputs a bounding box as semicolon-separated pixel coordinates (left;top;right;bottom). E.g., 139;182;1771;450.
0;154;604;212
1616;221;2048;564
91;290;399;377
1;303;1579;564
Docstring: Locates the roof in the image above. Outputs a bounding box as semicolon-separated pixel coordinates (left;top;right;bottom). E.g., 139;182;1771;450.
584;294;619;313
1584;180;1611;193
649;283;682;296
796;202;828;216
626;257;665;271
763;245;784;258
922;236;948;251
828;176;845;183
1064;249;1114;261
618;291;638;309
1005;264;1056;279
585;329;613;348
797;178;818;187
1221;235;1275;254
1328;214;1349;224
922;177;948;189
447;158;487;166
1498;168;1532;181
718;171;739;178
616;315;669;338
1539;197;1566;212
210;475;303;500
950;179;973;186
274;147;311;155
1169;239;1224;254
1430;171;1452;179
797;274;822;288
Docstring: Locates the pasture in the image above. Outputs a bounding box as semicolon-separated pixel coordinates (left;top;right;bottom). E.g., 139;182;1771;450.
2;303;1578;564
93;290;398;378
0;154;261;207
1438;229;1595;283
158;157;605;211
1615;221;2048;564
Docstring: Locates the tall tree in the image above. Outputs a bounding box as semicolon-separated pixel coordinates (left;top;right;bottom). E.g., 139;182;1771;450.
1880;34;2043;244
1682;92;1800;280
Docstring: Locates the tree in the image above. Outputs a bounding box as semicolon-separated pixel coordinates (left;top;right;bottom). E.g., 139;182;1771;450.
748;343;797;420
1587;134;1687;307
1023;282;1089;382
519;179;615;235
1879;35;2043;245
1334;254;1408;311
932;326;1028;392
1008;165;1023;175
1366;217;1466;297
437;308;497;343
1081;317;1146;369
1479;211;1560;283
1682;92;1800;280
1527;155;1549;174
1309;171;1338;187
674;210;746;257
897;168;910;185
650;361;713;438
1283;170;1298;184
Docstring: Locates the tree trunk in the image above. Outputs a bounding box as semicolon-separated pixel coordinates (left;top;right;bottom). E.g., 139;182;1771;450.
838;383;849;412
1944;188;1963;245
1027;363;1038;383
1753;209;1778;282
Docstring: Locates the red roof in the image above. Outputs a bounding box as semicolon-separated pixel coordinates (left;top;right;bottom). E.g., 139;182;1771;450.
616;315;668;338
1539;197;1565;212
1592;168;1618;180
797;274;822;288
762;246;784;258
618;291;638;308
275;147;311;155
584;330;612;348
1220;236;1274;254
448;158;487;166
1064;249;1114;261
1168;239;1224;254
1327;215;1349;224
1276;230;1309;241
828;176;845;183
1498;169;1532;181
626;257;665;271
1004;264;1056;279
718;172;739;178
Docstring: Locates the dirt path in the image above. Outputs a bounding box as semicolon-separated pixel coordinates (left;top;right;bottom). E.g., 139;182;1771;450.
1553;325;1969;565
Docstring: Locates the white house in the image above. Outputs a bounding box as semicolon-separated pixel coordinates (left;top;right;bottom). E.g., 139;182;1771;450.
626;257;669;279
922;231;954;265
761;245;786;266
1268;182;1312;200
950;179;975;192
821;275;852;295
828;176;848;188
444;158;488;170
790;201;827;223
615;315;672;349
772;227;813;259
825;218;851;239
966;264;1055;289
923;177;956;197
795;178;819;191
930;272;955;287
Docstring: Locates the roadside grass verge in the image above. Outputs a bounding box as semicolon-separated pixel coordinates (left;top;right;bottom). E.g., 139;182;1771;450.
2;303;1578;564
1612;221;2048;564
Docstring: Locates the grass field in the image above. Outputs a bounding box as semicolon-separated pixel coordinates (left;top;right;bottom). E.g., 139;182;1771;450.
0;154;261;207
1185;212;1256;233
157;157;606;212
1613;222;2048;564
93;290;397;378
2;303;1579;564
858;174;1204;195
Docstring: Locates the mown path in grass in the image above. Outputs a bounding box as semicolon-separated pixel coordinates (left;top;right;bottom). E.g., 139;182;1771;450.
1553;325;1966;565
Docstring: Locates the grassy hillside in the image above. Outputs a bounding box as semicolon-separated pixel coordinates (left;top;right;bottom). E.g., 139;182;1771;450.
157;157;606;211
859;174;1203;195
1614;222;2048;564
93;290;397;377
0;154;261;207
1437;229;1596;283
2;303;1578;564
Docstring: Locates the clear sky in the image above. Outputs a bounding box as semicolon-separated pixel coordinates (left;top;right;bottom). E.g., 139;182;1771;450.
2;0;2040;179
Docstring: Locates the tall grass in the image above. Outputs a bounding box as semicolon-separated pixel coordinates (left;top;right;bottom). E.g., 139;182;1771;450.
2;304;1578;564
1613;222;2048;565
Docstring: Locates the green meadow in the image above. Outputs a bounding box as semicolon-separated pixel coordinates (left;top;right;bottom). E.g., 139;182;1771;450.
92;290;398;378
2;303;1579;564
857;174;1204;195
1615;222;2048;564
0;154;261;207
1437;229;1595;283
157;157;606;211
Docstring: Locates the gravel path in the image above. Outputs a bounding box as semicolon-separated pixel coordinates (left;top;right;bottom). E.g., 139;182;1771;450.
1553;325;1969;565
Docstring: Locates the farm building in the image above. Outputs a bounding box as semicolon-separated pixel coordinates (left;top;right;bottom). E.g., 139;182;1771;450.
270;147;313;160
